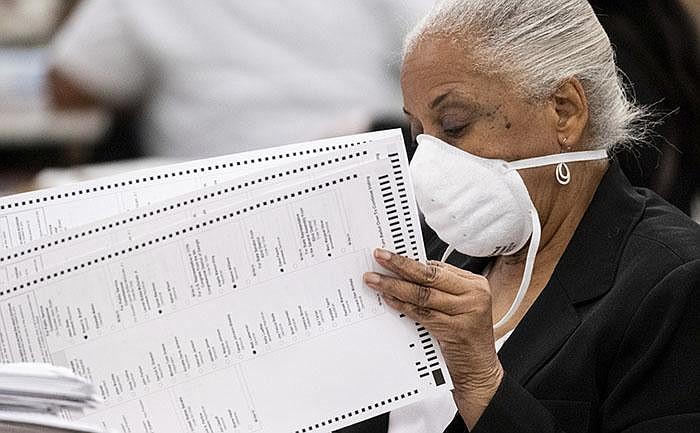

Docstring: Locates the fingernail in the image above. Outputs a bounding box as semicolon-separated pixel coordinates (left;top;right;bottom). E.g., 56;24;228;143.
374;248;392;260
364;272;381;284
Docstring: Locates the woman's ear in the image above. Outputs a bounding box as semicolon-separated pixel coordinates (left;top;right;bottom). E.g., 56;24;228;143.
551;78;589;150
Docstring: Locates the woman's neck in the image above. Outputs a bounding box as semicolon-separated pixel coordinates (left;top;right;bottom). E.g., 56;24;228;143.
488;161;608;338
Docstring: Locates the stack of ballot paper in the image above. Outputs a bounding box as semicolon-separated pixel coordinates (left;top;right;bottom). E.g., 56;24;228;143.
0;130;453;433
0;363;105;432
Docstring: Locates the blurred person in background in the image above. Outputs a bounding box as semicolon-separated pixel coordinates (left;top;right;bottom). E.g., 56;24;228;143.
589;0;700;216
0;0;72;43
48;0;428;159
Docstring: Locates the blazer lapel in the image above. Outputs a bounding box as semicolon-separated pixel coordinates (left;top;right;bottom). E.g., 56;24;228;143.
496;276;579;384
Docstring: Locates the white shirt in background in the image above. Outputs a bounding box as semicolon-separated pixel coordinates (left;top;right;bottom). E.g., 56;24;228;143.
50;0;430;158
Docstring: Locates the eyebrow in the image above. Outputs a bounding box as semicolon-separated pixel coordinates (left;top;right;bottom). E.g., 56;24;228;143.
429;90;455;109
429;89;481;113
403;89;481;117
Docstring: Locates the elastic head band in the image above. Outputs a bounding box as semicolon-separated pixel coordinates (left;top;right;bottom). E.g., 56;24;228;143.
507;149;608;171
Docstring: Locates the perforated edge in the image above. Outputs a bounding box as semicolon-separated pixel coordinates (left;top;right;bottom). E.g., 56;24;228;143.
294;389;420;433
0;140;368;212
0;173;361;296
0;150;369;264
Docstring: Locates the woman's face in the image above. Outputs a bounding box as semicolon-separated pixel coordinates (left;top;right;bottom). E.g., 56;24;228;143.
401;36;574;225
400;36;561;162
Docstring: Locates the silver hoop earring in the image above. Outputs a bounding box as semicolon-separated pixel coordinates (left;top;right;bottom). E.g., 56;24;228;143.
556;162;571;185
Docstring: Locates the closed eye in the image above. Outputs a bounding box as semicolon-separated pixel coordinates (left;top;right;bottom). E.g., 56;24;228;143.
443;124;468;138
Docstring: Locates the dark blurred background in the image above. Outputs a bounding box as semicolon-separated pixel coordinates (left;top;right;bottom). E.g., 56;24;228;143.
0;0;698;221
590;0;700;217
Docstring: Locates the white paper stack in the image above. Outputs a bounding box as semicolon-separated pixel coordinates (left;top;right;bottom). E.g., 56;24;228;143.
0;363;105;433
0;130;453;433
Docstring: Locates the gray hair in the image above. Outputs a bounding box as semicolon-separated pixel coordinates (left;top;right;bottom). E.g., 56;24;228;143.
404;0;648;151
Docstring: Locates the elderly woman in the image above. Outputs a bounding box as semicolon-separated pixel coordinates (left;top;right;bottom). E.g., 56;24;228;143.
338;0;700;432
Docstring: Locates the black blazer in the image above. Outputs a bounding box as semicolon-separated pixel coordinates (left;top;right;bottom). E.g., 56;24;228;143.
336;163;700;433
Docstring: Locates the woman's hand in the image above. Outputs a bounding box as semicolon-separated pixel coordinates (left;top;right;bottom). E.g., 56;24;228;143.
363;248;504;429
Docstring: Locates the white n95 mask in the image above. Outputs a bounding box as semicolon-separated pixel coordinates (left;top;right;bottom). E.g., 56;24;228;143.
409;134;607;329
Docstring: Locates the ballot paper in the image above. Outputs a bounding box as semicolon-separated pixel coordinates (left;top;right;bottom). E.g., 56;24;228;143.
0;139;398;291
0;131;453;433
0;363;104;433
0;130;397;252
0;412;105;433
0;363;99;410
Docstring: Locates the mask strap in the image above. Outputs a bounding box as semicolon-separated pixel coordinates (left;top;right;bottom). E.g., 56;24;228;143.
440;211;541;330
492;209;541;330
507;149;608;171
440;245;455;263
